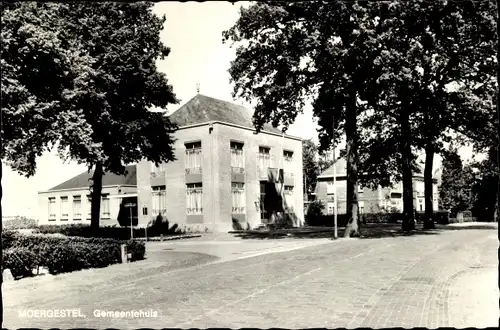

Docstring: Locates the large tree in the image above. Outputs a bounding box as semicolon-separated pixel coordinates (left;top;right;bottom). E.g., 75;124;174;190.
1;2;179;229
223;1;382;237
361;0;497;230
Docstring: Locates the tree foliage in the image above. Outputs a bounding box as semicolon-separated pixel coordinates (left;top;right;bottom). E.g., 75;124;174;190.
223;1;384;236
2;2;179;228
439;148;473;214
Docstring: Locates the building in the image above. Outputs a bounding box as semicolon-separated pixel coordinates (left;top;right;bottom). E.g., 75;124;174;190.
136;94;304;232
37;165;137;225
315;158;439;214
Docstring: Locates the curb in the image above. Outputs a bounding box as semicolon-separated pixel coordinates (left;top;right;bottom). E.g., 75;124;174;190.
138;234;202;242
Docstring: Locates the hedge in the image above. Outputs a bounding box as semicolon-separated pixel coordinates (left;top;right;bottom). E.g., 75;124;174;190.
3;216;38;230
1;232;146;279
306;211;450;227
36;221;185;240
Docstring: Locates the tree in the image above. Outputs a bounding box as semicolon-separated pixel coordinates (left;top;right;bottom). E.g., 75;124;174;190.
1;2;179;229
223;1;382;237
439;148;471;215
361;0;497;230
302;139;334;200
302;139;319;199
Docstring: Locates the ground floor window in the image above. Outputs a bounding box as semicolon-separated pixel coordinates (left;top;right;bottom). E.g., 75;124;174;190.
101;195;110;218
284;185;294;212
232;182;245;214
327;202;335;215
73;196;82;220
187;183;203;215
152;185;167;215
48;197;56;220
60;196;69;220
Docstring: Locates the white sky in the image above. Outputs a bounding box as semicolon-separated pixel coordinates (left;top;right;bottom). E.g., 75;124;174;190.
1;2;477;218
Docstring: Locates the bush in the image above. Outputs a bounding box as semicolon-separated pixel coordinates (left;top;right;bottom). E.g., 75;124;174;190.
2;233;146;278
2;247;39;279
3;216;38;230
36;221;186;240
2;230;19;249
306;200;325;221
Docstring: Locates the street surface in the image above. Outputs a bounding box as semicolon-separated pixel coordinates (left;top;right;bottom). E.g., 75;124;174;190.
3;224;498;328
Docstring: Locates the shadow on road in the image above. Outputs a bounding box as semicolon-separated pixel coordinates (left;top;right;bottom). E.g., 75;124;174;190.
232;222;497;240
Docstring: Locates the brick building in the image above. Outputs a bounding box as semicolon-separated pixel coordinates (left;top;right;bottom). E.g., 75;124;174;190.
315;158;439;214
37;165;137;225
136;94;304;232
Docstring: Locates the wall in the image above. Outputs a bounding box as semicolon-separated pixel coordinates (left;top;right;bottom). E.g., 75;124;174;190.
215;123;304;231
136;124;216;231
37;186;125;225
136;122;304;233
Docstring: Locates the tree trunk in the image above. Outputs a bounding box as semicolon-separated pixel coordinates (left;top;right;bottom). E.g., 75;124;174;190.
400;96;415;231
344;92;360;237
423;141;435;229
90;162;103;230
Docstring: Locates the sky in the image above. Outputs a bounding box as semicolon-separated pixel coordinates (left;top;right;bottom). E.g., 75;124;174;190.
1;2;478;218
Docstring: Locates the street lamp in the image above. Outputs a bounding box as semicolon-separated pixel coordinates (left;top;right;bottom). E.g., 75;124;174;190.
333;145;338;239
124;202;136;240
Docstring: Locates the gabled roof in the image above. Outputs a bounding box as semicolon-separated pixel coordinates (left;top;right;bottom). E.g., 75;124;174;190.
49;165;136;191
168;94;282;134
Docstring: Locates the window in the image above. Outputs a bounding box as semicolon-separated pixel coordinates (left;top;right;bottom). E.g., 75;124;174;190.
152;185;167;215
87;195;92;219
284;185;294;211
230;142;244;173
231;183;245;214
283;150;294;162
60;197;69;220
360;206;365;214
259;182;268;221
185;141;202;174
327;202;335;215
186;183;203;215
258;146;271;170
101;195;110;218
150;162;167;177
73;196;82;220
327;181;335;195
48;198;56;220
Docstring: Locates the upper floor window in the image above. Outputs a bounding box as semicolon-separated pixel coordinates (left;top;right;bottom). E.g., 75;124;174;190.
283;150;294;162
185;141;202;174
327;181;335;195
230;141;244;173
60;196;69;220
258;146;271;169
150;162;167;176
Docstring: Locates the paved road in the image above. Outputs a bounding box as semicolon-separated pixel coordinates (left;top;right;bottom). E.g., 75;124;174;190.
3;226;498;328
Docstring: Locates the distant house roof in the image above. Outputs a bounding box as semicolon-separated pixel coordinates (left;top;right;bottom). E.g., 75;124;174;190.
168;94;283;134
318;159;428;179
49;165;136;191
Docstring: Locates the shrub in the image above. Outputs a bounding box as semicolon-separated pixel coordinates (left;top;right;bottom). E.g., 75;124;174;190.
2;230;19;249
3;233;145;277
305;200;325;223
2;248;39;279
3;216;38;230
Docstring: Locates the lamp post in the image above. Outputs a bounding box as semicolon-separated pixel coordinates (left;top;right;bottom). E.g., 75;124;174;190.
124;202;136;240
333;145;338;239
